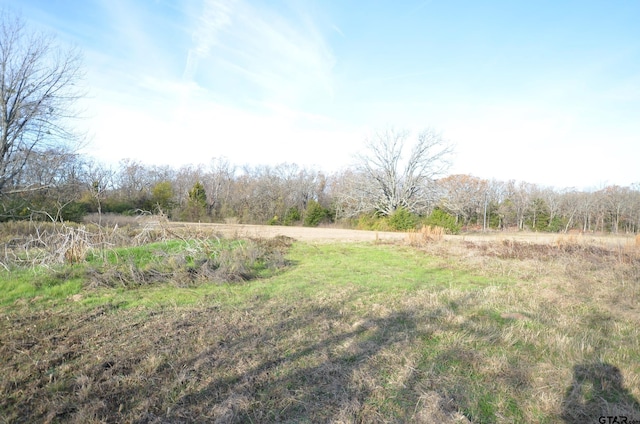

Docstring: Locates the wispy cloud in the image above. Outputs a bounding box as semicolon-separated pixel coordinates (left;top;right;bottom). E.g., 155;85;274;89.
182;0;336;107
183;0;235;81
97;0;167;69
77;0;348;169
331;24;344;37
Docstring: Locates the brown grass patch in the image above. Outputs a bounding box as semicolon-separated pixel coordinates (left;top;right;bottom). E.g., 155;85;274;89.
406;225;445;246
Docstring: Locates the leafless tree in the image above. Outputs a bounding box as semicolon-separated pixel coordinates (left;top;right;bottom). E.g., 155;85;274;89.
600;185;631;234
330;169;373;219
173;164;205;207
203;157;235;218
0;149;87;221
540;187;562;230
630;183;640;233
0;10;84;195
340;128;453;217
116;159;152;201
84;160;115;217
437;174;488;226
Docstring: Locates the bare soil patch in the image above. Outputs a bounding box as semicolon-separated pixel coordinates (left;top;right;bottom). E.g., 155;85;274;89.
164;222;636;248
164;222;409;243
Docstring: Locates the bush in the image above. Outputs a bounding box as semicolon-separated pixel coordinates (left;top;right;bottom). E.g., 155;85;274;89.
356;213;391;231
180;182;208;222
547;216;567;233
0;195;89;223
304;201;329;227
188;182;207;207
387;207;418;231
102;198;136;215
151;181;175;213
423;208;461;234
60;201;88;223
283;207;301;226
268;215;279;225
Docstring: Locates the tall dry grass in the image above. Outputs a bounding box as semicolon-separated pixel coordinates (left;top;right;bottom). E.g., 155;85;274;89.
406;225;445;246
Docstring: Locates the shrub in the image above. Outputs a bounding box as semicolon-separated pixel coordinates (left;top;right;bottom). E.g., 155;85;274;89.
356;213;391;231
180;182;207;222
102;197;136;215
151;181;175;213
387;207;418;231
304;201;329;227
547;216;567;233
268;215;279;225
283;207;301;226
60;201;88;223
423;208;461;234
188;182;207;208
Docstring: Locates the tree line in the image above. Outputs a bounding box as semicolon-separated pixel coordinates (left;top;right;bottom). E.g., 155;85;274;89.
2;152;639;234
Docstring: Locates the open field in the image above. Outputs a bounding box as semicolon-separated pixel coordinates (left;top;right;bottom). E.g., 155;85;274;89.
1;223;639;423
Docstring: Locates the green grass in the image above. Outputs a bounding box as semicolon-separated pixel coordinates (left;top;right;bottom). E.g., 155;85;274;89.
0;268;84;307
1;242;492;309
250;242;500;299
0;237;282;309
1;238;639;423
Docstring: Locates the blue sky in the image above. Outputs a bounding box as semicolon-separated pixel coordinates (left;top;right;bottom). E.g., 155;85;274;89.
5;0;640;189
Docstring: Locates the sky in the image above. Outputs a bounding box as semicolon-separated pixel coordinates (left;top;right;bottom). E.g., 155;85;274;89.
3;0;640;189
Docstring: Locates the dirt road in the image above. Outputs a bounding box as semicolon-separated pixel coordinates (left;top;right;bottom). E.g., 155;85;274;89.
165;222;408;243
162;222;636;247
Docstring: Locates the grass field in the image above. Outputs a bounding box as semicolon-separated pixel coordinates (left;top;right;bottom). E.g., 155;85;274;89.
1;225;639;423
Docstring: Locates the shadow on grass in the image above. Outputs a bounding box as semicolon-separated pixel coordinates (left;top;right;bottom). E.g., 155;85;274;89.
160;308;425;422
134;294;530;423
1;289;541;423
561;362;640;424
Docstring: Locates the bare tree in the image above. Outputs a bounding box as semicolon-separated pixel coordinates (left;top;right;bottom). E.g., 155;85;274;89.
540;187;562;230
341;128;453;217
84;160;115;219
0;10;84;195
116;159;152;201
331;169;374;219
437;174;488;227
203;157;235;218
173;164;205;207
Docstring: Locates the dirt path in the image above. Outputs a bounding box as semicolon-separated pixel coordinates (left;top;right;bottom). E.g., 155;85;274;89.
166;222;408;243
162;222;636;247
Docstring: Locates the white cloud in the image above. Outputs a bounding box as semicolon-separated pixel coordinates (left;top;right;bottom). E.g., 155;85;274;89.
183;0;235;80
84;81;359;171
185;0;336;105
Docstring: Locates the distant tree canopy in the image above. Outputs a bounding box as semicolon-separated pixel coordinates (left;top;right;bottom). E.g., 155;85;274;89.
3;150;638;234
